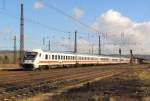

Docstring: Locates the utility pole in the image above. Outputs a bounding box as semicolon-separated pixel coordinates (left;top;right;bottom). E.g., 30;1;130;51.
92;44;94;54
20;3;24;64
130;49;133;64
48;40;51;51
13;36;16;64
43;37;45;46
42;37;45;50
98;35;101;55
74;30;77;53
119;48;121;63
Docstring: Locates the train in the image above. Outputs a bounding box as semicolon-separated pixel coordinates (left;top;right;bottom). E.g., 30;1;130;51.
22;49;130;70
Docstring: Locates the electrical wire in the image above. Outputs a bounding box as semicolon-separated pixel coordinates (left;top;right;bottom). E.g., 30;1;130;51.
44;2;100;33
0;9;72;33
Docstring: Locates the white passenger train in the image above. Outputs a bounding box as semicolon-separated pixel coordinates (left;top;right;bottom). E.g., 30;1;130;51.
22;49;130;70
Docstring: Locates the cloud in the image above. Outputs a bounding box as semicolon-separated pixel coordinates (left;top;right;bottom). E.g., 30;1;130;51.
91;9;150;54
74;7;84;19
33;0;45;9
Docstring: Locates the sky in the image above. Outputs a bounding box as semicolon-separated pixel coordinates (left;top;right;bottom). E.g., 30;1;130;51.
0;0;150;55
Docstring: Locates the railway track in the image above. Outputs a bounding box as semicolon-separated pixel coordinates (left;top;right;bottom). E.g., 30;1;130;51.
0;64;148;101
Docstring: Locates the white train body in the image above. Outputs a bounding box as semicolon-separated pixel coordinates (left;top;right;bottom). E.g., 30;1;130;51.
22;49;130;70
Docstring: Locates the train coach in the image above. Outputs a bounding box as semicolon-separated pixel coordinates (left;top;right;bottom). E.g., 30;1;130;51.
22;49;130;70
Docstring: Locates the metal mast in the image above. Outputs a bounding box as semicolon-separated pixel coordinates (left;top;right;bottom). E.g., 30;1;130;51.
98;35;101;55
119;48;121;63
130;49;133;64
20;3;24;64
48;40;51;51
74;30;77;53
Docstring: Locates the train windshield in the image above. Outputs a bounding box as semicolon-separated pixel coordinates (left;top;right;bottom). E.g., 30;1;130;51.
24;52;38;60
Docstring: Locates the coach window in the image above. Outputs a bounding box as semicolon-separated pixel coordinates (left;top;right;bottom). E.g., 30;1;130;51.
39;53;41;57
72;56;74;60
63;56;65;60
45;55;48;60
49;55;51;60
52;55;54;60
72;56;73;60
68;56;70;60
55;55;57;60
61;56;63;60
58;55;60;60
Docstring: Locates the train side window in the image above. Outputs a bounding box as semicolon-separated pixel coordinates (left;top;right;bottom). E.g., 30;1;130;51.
49;55;51;60
55;55;57;60
70;56;72;60
39;53;41;57
45;55;48;60
63;56;65;60
52;55;54;60
61;56;63;60
73;56;74;60
58;55;60;60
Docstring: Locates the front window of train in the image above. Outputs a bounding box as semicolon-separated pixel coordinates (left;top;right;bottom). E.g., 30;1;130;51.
24;52;38;60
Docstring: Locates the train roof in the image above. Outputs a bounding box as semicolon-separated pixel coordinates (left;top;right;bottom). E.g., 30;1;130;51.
27;49;129;59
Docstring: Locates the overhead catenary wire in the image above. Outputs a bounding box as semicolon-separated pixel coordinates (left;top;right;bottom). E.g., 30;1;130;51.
44;2;100;33
0;9;72;34
0;1;117;54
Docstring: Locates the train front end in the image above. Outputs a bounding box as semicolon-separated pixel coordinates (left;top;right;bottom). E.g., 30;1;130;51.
22;51;38;70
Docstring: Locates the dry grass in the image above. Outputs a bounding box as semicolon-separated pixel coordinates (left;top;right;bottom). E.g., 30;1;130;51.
21;93;53;101
138;70;150;80
0;64;20;69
